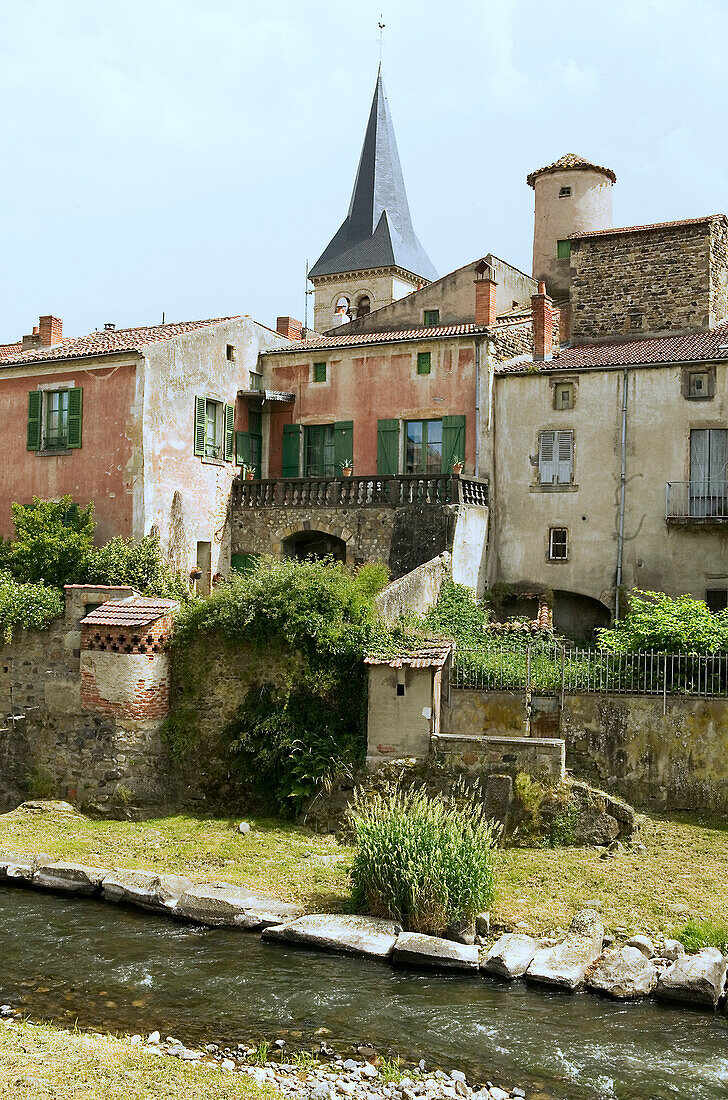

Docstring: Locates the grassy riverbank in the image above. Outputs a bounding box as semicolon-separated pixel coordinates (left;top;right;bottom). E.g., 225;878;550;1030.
0;801;725;937
0;1018;271;1100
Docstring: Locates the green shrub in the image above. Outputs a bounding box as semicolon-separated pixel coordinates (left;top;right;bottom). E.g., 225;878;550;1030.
84;533;188;599
598;590;728;654
347;783;499;935
168;557;385;812
673;918;728;953
422;581;490;645
0;573;65;643
8;496;95;587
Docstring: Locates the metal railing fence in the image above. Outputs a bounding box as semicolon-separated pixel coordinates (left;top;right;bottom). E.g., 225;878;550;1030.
453;643;728;700
666;481;728;520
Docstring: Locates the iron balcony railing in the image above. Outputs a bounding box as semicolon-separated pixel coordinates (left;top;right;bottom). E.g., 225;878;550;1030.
666;481;728;520
453;642;728;700
232;474;489;508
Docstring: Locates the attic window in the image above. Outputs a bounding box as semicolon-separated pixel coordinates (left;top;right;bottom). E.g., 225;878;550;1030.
689;371;710;398
226;344;236;361
423;309;440;326
559;186;572;198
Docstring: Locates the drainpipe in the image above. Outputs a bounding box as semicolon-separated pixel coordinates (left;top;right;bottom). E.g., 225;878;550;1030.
474;337;481;477
615;368;629;621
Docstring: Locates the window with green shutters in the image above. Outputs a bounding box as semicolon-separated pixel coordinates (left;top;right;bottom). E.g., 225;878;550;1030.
27;387;83;451
417;351;431;375
231;552;260;574
423;309;439;326
194;396;233;460
404;416;466;475
557;239;571;259
441;415;466;472
282;423;302;477
377;419;400;476
313;362;327;383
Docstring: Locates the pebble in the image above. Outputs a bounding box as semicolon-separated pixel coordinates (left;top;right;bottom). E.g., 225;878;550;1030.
146;1031;160;1045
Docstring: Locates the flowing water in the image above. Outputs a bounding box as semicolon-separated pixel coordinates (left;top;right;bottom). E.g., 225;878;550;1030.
0;886;726;1099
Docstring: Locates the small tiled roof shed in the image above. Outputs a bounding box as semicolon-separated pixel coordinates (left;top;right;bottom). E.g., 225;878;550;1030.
80;597;178;653
365;641;454;765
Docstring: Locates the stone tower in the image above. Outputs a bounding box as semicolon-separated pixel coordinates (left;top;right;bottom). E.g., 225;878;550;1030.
308;69;436;334
528;154;616;296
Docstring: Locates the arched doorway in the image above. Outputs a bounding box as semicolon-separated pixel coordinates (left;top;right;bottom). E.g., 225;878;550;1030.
282;530;347;563
553;590;611;640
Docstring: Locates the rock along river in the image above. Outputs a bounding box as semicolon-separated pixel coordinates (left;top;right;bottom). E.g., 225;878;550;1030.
0;886;726;1100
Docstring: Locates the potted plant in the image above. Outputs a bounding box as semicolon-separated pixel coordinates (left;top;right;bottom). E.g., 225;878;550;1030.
340;458;353;477
244;465;255;481
452;457;464;476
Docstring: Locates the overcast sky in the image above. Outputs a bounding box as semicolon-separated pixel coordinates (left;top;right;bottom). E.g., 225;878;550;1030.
0;0;725;340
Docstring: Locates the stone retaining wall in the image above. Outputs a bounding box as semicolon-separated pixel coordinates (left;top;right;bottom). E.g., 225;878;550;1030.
431;733;565;783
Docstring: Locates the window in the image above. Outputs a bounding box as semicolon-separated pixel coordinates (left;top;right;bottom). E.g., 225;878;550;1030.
44;389;70;449
558;186;572;198
689;371;710;398
548;527;569;561
689;428;728;516
226;344;236;361
706;589;728;613
249;370;263;392
205;400;222;458
305;424;336;476
406;419;442;475
423;309;440;326
557;239;571;259
355;295;370;317
417;351;431;375
27;387;83;452
313;361;327;383
396;683;405;696
539;429;573;486
554;382;575;410
194;396;234;461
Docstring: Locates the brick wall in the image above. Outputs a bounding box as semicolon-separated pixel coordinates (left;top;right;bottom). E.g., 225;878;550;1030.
570;217;728;343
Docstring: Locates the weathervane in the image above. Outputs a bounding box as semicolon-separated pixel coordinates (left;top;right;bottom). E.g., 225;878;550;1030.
378;14;385;64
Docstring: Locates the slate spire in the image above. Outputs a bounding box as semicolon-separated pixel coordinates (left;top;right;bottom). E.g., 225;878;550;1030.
308;69;436;281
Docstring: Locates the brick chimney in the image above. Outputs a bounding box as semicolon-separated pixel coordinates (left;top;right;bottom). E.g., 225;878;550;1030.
531;281;553;361
276;316;303;341
38;315;63;346
474;261;498;327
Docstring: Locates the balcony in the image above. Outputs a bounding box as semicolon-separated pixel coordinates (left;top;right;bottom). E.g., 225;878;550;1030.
666;482;728;523
232;473;489;509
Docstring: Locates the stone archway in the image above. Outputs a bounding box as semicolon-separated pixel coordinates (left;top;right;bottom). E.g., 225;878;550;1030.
277;521;354;564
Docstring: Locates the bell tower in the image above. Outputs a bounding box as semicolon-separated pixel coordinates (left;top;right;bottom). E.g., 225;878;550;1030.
308;69;436;333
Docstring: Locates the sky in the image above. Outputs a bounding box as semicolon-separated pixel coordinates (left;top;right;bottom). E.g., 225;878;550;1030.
0;0;726;341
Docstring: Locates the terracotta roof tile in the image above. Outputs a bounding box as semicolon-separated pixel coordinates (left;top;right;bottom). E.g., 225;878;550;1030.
80;596;179;628
569;215;723;240
0;318;240;368
0;343;22;359
264;323;492;355
365;641;454;668
527;154;616;188
497;320;728;374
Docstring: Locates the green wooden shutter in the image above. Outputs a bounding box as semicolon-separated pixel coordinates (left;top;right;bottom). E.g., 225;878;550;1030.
417;352;431;375
235;431;251;467
194;396;206;456
377;419;400;475
282;424;301;477
67;387;83;448
27;391;41;451
224;403;235;462
334;420;353;470
441;415;466;472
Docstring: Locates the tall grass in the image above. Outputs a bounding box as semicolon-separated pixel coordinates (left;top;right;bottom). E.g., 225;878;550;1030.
347;784;499;936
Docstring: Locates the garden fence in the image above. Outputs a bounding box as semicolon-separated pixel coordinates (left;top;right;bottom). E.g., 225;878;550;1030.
452;643;728;701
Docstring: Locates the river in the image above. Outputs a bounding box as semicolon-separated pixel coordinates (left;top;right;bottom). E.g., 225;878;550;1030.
0;886;726;1099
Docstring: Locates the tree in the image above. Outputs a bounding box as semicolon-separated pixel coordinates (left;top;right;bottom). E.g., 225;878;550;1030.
8;497;94;587
598;590;728;654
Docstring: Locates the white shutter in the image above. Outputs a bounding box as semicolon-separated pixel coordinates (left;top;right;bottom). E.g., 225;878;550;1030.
539;431;556;484
556;430;573;484
709;429;728;496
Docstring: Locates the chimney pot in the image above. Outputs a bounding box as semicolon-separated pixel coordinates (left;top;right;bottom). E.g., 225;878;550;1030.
474;276;498;327
33;326;39;335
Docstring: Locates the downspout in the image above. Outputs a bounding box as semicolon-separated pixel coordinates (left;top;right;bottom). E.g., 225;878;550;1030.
474;337;481;477
615;367;629;620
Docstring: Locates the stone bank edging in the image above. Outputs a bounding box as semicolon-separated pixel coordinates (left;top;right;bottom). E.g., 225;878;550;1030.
1;855;726;1018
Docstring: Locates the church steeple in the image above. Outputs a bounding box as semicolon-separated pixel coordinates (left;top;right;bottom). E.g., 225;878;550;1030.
309;70;435;330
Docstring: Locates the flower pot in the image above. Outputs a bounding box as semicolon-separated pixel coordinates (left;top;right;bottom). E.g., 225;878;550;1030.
453;462;464;476
342;467;353;477
245;470;255;481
